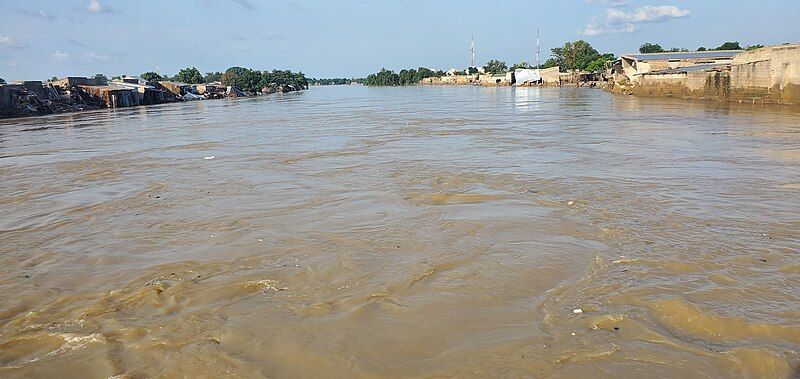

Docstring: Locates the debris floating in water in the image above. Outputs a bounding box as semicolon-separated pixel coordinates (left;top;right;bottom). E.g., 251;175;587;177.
573;308;583;314
568;200;575;206
204;156;215;160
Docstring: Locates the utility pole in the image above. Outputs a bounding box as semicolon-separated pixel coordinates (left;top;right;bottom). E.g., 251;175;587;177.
470;34;476;68
536;28;541;69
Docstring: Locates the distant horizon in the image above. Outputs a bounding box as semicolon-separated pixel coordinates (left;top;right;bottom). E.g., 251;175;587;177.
1;0;799;81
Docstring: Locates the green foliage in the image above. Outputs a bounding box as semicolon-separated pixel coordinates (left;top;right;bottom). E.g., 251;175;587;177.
94;73;108;85
364;68;400;86
309;78;360;85
483;59;508;74
364;66;443;86
714;41;742;51
140;72;163;82
398;69;417;85
586;53;616;72
639;43;665;54
262;69;309;89
510;61;532;70
697;47;707;51
746;44;764;51
220;67;307;93
541;58;559;69
204;72;223;83
467;67;479;74
50;76;57;82
0;77;5;84
175;67;204;84
550;40;601;72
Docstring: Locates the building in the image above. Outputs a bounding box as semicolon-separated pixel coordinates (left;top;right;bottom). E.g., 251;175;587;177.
611;50;742;81
78;84;140;108
112;77;175;105
609;45;800;106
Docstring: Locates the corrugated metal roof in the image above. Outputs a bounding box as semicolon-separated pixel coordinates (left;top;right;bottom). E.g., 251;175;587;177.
623;51;742;61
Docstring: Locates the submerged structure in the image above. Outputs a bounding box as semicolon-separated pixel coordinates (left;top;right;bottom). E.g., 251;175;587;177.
0;76;249;119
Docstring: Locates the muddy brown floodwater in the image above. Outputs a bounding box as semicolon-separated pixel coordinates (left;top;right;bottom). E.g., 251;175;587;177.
1;86;799;378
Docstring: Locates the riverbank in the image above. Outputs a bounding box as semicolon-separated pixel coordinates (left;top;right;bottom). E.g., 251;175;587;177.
606;44;800;107
0;76;307;120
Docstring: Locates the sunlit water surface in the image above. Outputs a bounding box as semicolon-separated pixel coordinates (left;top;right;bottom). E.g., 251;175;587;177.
1;86;799;378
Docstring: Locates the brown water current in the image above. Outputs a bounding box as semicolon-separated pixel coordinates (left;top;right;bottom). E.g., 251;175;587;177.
1;86;799;378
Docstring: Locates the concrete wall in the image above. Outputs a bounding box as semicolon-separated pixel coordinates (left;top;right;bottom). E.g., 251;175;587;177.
419;75;478;85
616;45;800;106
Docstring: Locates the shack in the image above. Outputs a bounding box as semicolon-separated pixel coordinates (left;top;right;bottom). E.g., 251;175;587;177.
158;81;194;96
112;77;174;105
78;84;140;108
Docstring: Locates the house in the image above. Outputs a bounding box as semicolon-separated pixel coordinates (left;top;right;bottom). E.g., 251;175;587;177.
77;84;140;107
611;50;742;82
158;81;194;96
112;77;175;104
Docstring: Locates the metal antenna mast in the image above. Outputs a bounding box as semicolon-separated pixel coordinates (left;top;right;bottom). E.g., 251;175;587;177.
470;34;476;67
536;28;541;69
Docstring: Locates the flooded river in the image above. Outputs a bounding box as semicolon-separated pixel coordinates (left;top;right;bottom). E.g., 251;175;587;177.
1;86;799;378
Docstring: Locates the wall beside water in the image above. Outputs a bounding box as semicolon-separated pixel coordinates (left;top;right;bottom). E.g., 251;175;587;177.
619;45;800;106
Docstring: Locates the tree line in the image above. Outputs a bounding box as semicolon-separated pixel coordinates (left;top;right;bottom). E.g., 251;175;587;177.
639;41;764;54
119;67;307;94
364;67;445;86
309;78;365;85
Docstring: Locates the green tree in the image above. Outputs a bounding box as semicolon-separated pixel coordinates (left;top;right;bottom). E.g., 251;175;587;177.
140;71;163;82
586;53;616;72
414;67;440;82
746;44;764;51
467;67;479;74
483;60;508;74
714;41;742;51
364;68;400;86
639;43;665;54
398;69;417;85
174;67;204;84
510;61;532;70
550;40;600;72
697;47;707;51
541;58;559;69
0;77;5;84
94;73;108;85
204;71;223;83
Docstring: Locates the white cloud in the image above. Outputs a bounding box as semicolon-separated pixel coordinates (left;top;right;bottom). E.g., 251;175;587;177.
581;4;690;36
0;35;29;49
606;5;690;24
53;50;70;61
86;0;115;14
87;0;102;12
583;22;637;37
84;52;112;62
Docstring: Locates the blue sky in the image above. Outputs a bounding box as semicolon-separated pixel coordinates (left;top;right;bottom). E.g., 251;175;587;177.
1;0;798;80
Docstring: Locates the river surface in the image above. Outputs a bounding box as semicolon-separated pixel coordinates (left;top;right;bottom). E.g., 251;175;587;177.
1;85;799;378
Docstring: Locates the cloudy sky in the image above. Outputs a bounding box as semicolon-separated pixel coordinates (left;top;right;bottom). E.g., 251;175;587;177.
1;0;798;80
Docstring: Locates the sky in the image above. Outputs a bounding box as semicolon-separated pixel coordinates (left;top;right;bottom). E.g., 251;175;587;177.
1;0;798;80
